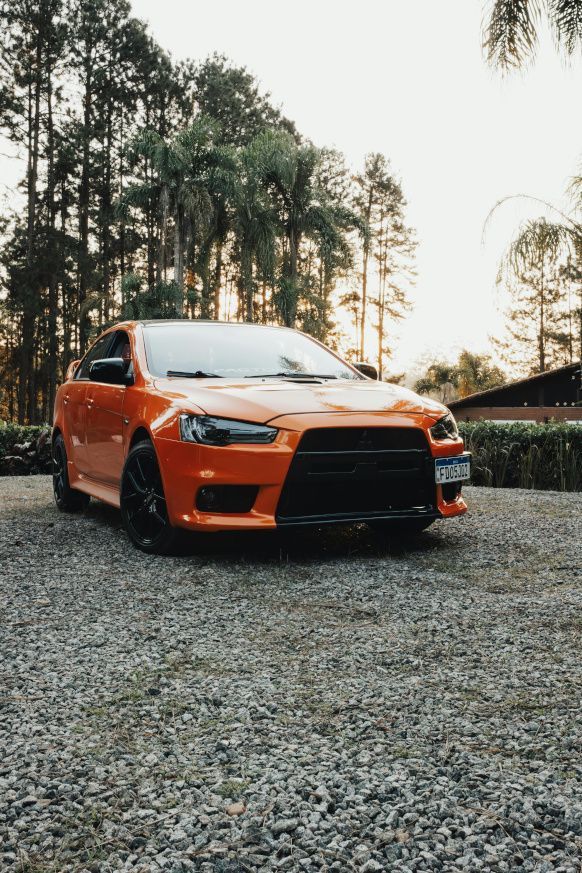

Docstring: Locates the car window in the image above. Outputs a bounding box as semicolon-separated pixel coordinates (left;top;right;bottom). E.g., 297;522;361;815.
75;334;114;380
108;330;134;378
143;323;362;380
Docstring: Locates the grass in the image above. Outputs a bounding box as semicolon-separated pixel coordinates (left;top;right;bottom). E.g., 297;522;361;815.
460;421;582;492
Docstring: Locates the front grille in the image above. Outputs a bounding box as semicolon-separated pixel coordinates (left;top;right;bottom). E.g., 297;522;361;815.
277;427;437;525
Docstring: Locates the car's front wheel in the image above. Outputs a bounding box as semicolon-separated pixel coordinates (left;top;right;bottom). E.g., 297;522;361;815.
120;440;178;554
53;434;90;512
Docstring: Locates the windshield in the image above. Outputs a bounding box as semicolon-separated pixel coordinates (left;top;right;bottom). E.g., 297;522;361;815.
143;323;362;380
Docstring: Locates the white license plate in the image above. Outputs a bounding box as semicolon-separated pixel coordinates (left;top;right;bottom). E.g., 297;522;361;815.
435;454;471;484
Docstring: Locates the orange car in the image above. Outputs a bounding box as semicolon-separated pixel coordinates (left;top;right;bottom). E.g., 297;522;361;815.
52;320;470;553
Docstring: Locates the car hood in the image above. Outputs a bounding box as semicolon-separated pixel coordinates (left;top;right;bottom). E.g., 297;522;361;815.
153;376;448;424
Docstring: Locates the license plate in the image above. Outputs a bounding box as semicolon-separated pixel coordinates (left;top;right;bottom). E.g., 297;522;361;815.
435;454;471;484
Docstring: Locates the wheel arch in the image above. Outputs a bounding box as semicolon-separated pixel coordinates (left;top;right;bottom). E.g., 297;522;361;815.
129;425;152;449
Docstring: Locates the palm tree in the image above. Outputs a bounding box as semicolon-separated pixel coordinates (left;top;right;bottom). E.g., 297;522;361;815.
254;130;346;327
483;0;582;70
125;117;228;315
231;140;277;322
500;217;573;370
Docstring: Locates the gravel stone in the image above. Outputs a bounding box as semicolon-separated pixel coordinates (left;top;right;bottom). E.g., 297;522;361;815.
1;477;581;871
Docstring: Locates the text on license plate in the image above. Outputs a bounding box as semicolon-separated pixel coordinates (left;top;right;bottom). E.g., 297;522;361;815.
435;455;471;484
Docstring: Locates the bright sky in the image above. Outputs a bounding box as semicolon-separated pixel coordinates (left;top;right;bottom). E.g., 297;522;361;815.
2;1;581;377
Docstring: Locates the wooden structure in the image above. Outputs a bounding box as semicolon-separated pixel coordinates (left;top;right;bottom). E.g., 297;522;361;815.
449;362;582;424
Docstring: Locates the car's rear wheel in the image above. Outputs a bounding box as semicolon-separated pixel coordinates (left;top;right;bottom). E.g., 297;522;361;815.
53;433;90;512
368;518;435;537
120;440;178;554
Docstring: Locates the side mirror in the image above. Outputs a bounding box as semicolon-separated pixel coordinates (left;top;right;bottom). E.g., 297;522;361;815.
66;359;81;381
354;361;379;380
89;358;134;386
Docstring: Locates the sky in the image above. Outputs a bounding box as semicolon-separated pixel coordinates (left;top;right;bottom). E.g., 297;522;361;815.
2;0;581;377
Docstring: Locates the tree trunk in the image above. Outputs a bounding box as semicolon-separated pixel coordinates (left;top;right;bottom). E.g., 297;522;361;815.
360;188;374;360
47;54;58;420
78;48;93;353
213;240;223;319
173;204;184;315
539;260;545;373
241;243;253;322
19;23;43;423
286;226;300;327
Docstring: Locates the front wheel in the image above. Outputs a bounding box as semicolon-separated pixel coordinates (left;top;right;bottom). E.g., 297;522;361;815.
120;440;178;554
368;517;435;537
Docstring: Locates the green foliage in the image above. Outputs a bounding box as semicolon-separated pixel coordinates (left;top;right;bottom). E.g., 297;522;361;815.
459;421;582;491
483;0;582;70
119;274;184;320
0;0;415;423
0;423;46;457
415;351;506;400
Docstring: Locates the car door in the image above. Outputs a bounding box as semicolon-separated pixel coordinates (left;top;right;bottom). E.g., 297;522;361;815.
66;334;114;475
84;330;132;486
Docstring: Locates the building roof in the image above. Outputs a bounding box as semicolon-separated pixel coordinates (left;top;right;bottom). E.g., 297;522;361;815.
449;361;582;409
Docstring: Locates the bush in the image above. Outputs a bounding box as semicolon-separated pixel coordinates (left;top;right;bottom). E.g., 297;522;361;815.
2;420;581;491
459;421;582;491
0;422;52;476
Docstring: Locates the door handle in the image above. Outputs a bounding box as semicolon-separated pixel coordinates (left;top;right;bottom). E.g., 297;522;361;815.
86;397;94;407
64;395;69;404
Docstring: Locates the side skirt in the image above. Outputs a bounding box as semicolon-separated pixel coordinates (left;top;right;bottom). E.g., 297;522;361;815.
69;463;121;508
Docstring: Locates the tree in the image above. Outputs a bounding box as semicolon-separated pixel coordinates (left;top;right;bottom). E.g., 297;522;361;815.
231;140;277;321
256;130;350;328
483;0;582;70
0;0;67;422
497;218;574;373
125;118;229;315
194;54;295;148
0;10;416;423
414;351;505;400
353;154;415;365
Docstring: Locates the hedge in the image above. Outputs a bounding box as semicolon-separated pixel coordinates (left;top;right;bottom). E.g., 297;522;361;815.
0;422;52;475
1;420;581;491
459;421;582;491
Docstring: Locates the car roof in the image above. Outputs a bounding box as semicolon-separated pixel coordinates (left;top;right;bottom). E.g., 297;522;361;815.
138;320;292;329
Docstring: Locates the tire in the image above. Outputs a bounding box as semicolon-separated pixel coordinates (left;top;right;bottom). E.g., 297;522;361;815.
52;433;90;512
368;517;435;537
120;439;178;554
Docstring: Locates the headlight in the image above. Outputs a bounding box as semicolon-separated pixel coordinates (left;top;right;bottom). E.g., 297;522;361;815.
179;414;278;446
430;412;459;440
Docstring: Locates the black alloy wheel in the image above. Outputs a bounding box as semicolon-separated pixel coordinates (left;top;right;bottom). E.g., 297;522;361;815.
52;433;90;512
120;440;178;554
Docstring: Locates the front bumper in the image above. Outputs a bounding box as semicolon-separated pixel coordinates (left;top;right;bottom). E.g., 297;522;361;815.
155;412;468;532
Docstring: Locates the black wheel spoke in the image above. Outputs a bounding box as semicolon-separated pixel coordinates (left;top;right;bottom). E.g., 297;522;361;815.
121;447;169;546
53;444;66;498
127;469;146;496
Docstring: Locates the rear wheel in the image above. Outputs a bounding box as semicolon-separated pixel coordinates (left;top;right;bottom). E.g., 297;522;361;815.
52;434;90;512
368;518;435;537
120;440;178;554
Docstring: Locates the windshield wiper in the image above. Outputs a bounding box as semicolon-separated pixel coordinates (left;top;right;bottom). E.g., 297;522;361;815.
245;371;338;380
166;370;221;378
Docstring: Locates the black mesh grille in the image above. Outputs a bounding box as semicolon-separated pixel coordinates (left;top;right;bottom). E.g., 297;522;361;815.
298;427;428;452
277;427;437;524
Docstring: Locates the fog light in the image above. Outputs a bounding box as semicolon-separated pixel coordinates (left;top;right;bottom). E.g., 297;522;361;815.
198;487;220;511
196;485;259;513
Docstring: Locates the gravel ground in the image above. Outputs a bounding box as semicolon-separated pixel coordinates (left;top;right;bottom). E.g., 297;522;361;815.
1;476;581;873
